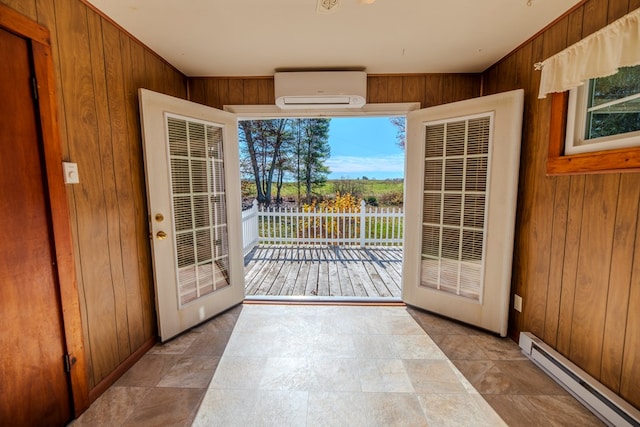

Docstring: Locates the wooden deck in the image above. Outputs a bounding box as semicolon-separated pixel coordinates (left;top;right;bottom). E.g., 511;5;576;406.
244;246;403;298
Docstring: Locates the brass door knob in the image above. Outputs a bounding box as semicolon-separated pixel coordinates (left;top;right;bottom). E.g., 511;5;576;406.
156;231;168;240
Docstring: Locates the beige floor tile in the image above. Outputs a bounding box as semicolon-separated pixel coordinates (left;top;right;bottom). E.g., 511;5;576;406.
209;356;267;389
407;308;481;336
251;389;309;426
156;355;219;388
147;333;200;355
526;395;604;426
191;307;241;335
403;359;469;394
309;333;357;358
352;334;397;358
195;387;308;426
453;359;568;395
384;315;429;335
184;330;232;356
345;315;391;335
436;334;492;360
308;357;363;392
306;392;370;426
191;388;259;426
319;313;361;334
470;335;528;361
71;387;151;426
358;359;414;393
365;392;429;427
115;354;180;387
483;394;552;426
391;334;448;359
418;393;507;427
259;357;318;391
83;304;608;426
121;387;204;427
224;331;313;358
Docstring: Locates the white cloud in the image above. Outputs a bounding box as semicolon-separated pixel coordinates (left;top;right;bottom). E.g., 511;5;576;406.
326;154;405;174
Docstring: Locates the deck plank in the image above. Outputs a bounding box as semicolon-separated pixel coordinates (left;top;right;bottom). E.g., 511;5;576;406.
244;245;402;298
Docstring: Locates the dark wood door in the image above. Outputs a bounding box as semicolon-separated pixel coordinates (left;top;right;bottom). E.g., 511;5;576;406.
0;27;73;426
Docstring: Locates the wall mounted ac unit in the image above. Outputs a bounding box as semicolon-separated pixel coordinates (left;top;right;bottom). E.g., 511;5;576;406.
274;71;366;109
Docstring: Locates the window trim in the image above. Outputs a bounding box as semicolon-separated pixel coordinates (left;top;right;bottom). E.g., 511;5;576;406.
547;91;640;175
564;72;640;156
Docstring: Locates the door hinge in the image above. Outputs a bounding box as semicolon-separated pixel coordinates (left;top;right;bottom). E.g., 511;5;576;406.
31;76;39;101
64;354;77;373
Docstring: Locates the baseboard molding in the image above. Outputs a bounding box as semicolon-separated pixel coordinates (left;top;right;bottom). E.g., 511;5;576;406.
88;336;157;404
519;332;640;427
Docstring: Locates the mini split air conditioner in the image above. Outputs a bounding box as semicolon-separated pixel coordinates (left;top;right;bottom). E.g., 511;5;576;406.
274;71;367;109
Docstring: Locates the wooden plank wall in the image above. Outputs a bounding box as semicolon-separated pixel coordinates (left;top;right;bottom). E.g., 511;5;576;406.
188;74;481;109
0;0;187;390
482;0;640;409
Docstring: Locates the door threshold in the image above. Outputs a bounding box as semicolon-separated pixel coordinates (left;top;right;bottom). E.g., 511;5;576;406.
243;295;404;306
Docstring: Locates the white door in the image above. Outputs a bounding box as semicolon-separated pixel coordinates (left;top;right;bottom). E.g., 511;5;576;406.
139;89;244;342
402;90;524;337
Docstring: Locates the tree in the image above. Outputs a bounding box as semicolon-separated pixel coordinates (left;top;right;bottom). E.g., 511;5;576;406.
288;118;332;205
390;116;406;149
239;119;292;206
299;118;331;203
239;118;332;206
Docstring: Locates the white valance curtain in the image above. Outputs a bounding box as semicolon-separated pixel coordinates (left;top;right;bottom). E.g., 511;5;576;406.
536;8;640;99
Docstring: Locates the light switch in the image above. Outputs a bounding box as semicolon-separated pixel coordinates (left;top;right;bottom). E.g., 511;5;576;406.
63;162;80;184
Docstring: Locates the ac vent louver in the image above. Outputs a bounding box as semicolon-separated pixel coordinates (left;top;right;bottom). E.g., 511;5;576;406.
274;71;366;109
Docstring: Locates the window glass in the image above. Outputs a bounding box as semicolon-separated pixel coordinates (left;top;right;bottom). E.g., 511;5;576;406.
585;65;640;140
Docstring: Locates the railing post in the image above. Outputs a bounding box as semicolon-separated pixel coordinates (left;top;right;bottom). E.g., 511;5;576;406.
360;199;366;248
252;199;259;246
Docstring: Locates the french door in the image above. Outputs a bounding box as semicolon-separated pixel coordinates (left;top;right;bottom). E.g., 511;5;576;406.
139;89;244;341
402;90;524;336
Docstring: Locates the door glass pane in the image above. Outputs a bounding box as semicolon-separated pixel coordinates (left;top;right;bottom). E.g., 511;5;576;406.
420;116;490;302
167;116;230;307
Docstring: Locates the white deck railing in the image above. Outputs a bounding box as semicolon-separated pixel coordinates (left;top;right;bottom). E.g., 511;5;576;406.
241;200;260;255
241;199;403;251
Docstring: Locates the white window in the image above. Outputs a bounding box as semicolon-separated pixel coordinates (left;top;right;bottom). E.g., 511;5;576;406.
565;65;640;155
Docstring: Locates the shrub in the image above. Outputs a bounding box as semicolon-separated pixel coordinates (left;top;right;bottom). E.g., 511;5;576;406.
299;192;362;238
332;179;364;198
378;190;404;207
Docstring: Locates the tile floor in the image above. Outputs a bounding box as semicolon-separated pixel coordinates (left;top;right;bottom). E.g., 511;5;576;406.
70;303;603;426
193;304;503;426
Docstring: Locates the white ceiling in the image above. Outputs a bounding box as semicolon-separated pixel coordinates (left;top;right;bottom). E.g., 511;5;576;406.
85;0;580;77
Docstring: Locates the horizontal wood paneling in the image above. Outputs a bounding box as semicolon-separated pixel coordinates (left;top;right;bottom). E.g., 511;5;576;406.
483;0;640;410
188;74;481;109
0;0;188;395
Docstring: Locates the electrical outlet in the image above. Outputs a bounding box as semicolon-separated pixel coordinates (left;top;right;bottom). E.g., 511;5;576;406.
514;294;523;312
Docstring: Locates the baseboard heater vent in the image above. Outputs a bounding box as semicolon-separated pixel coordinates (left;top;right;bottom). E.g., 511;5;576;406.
519;332;640;427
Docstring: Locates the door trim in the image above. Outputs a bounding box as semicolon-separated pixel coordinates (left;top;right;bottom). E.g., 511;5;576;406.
0;4;89;416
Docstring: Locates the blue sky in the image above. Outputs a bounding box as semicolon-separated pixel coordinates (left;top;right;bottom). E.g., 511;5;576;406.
326;117;405;180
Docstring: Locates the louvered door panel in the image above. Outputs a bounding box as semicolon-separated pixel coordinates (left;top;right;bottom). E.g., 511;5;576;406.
420;116;490;301
167;116;230;307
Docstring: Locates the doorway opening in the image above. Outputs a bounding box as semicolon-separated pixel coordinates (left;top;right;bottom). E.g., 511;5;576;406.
237;115;406;300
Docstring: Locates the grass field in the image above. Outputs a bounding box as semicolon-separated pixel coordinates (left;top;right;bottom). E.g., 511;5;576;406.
242;178;404;207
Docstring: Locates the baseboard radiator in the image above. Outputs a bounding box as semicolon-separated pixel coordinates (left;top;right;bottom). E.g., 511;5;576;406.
519;332;640;427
